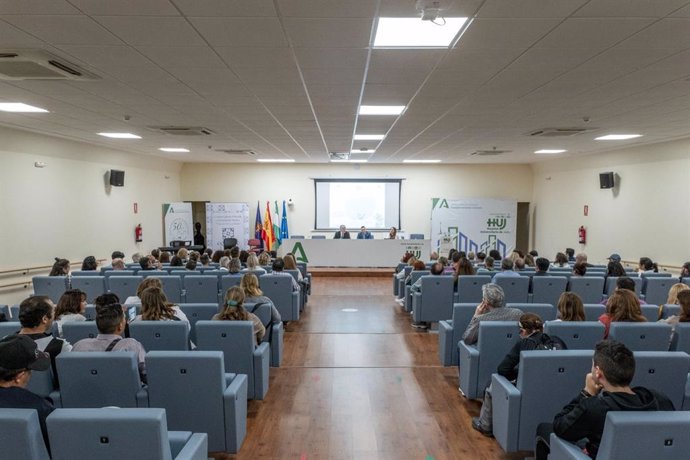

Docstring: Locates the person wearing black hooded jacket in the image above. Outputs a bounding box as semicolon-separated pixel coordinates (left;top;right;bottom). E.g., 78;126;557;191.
535;340;674;459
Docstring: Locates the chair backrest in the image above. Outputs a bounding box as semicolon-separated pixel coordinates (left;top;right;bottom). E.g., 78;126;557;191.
61;322;99;344
311;235;326;239
69;277;107;304
416;276;455;322
0;322;21;339
409;233;424;240
595;411;690;459
605;276;643;297
259;275;297;320
0;304;9;320
640;304;661;322
82;305;97;321
609;322;672;351
178;303;220;344
475;321;521;392
543;321;605;349
183;275;219;304
568;277;605;304
507;303;557;321
631;351;690;410
530;276;567;306
220;274;243;293
104;270;135;277
584;303;606;321
47;408;173;460
643;277;679;306
32;276;67;303
141;270;170;278
128;321;189;351
223;238;238;249
56;352;143;408
149;276;182;303
291;235;305;239
107;276;143;301
146;351;230;452
0;409;50;460
456;275;492;303
495;276;529;303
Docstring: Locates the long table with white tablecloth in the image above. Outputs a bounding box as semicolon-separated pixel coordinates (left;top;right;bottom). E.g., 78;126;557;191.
276;239;430;268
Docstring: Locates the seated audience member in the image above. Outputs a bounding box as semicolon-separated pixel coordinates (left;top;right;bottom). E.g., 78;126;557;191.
94;293;120;308
599;289;646;338
240;273;281;324
489;249;502;261
534;257;550;276
472;313;566;437
131;252;142;263
357;226;374;239
219;256;231;271
555;292;585;322
176;247;189;262
535;340;674;460
659;290;690;341
666;283;690;305
529;250;539;257
0;335;54;450
205;248;213;257
49;258;70;277
476;252;487;266
492;258;521;282
334;225;351;239
258;251;272;267
54;289;87;336
139;255;156;271
18;296;72;381
681;262;690;279
638;256;659;275
189;251;200;263
524;253;536;267
462;284;523;345
600;276;646;306
134;287;189;331
228;258;242;274
572;262;587;277
170;255;183;267
72;303;147;384
606;260;626;277
270;258;300;292
551;252;569;268
575;252;593;267
387;227;398;239
124;277;163;306
111;258;125;270
477;256;495;273
81;256;98;271
283;254;304;281
223;249;232;258
565;248;575;262
229;246;240;260
159;251;171;264
150;248;160;261
213;287;266;345
467;251;476;262
211;250;224;264
448;248;458;261
241;253;266;275
607;253;621;264
199;253;211;267
111;250;125;261
185;259;197;271
508;251;522;264
514;258;526;271
430;251;439;262
239;250;249;265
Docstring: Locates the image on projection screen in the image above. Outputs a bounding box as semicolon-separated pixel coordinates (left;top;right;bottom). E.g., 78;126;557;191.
314;179;401;230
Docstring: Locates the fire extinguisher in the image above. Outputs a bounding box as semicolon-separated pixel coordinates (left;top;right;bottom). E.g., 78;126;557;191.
135;224;143;243
578;226;586;245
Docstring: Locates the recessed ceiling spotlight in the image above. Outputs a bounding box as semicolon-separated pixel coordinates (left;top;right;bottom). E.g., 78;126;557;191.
359;105;406;116
374;17;469;48
534;149;567;154
256;159;295;163
159;148;190;153
403;159;441;163
0;102;48;113
97;132;141;139
595;134;642;141
354;134;386;141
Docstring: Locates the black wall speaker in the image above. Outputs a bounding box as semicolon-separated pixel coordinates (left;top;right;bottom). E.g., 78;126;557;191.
599;172;614;189
109;169;125;187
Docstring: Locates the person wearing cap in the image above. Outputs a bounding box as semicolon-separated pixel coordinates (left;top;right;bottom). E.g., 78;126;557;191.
608;253;621;264
0;334;54;449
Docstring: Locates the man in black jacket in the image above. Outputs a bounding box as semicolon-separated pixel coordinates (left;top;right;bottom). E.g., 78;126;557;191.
535;340;674;459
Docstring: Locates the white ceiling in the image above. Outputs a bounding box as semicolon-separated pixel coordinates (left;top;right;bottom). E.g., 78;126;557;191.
1;0;689;164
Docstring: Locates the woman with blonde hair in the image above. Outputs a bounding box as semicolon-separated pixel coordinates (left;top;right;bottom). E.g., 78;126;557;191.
240;273;281;324
241;253;266;275
599;289;646;338
666;283;690;305
283;254;303;280
258;251;272;267
556;292;585;322
124;277;163;306
213;286;265;344
135;286;189;329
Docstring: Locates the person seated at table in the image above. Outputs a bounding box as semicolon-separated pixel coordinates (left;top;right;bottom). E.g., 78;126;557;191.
333;225;351;239
357;226;374;239
387;227;398;239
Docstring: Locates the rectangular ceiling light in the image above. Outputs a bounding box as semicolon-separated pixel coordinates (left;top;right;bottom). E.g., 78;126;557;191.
159;148;189;153
0;102;48;112
403;159;441;163
354;134;386;141
595;134;642;140
256;159;295;163
98;132;141;139
359;105;406;116
330;159;368;163
351;149;374;154
534;149;566;154
374;17;468;48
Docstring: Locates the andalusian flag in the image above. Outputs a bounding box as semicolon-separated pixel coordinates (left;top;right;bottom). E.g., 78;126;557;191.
272;200;282;249
263;201;275;251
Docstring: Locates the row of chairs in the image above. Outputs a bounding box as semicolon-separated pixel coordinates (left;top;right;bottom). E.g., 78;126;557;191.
0;407;208;460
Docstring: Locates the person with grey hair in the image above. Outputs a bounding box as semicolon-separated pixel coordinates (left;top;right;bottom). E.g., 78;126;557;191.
228;258;242;274
219;256;230;271
491;258;521;282
131;252;142;263
461;283;523;345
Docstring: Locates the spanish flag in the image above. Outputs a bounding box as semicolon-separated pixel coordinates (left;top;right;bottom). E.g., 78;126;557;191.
263;201;276;251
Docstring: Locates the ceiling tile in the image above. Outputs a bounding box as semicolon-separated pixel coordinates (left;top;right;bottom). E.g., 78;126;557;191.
5;15;121;45
94;16;205;46
189;17;287;47
282;18;373;48
172;0;277;17
68;0;180;16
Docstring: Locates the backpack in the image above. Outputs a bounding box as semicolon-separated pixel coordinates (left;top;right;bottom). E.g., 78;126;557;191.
529;333;567;351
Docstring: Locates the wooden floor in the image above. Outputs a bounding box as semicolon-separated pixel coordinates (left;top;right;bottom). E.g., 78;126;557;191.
216;277;529;460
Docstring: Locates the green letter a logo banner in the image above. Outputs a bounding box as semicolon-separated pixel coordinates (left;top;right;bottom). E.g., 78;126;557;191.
292;242;309;263
432;198;449;210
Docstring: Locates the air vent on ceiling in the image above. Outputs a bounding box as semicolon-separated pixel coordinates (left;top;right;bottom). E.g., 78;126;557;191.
469;149;511;156
215;149;256;156
148;126;215;136
527;127;591;137
0;49;100;80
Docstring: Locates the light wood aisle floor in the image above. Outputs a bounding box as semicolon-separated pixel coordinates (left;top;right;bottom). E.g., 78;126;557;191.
216;276;529;460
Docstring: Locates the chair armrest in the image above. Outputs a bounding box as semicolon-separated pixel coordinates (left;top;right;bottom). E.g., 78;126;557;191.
253;342;271;400
684;373;690;410
438;320;453;366
48;390;62;408
458;341;480;398
270;322;284;367
224;372;238;388
412;292;422;321
548;433;589;460
169;431;191;457
223;374;248;454
173;432;208;460
291;292;300;320
136;386;149;408
492;374;522;453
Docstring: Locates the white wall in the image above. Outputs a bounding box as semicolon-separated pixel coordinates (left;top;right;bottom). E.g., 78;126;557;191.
0;126;182;305
530;139;690;267
181;162;534;239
